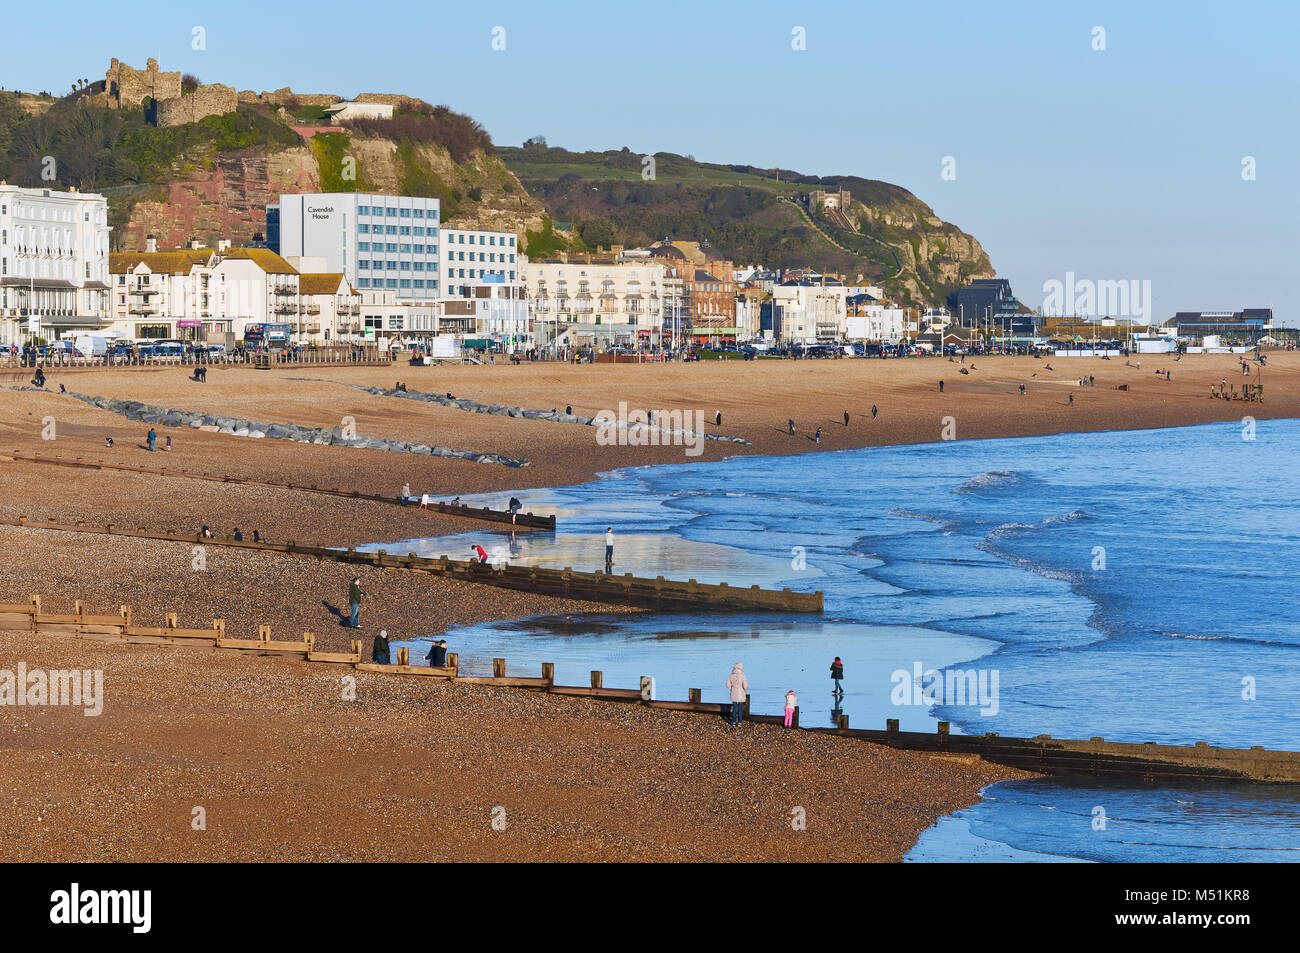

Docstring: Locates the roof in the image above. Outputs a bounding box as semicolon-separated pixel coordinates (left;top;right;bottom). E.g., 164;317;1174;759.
109;249;211;275
222;248;299;274
298;272;347;295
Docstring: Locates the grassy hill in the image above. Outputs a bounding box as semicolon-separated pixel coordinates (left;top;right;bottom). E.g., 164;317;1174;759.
500;143;995;308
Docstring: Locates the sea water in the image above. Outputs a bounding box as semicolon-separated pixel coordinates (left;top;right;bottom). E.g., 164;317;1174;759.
372;419;1300;861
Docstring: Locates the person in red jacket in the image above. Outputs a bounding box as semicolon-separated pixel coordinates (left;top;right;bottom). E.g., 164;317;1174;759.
471;544;489;564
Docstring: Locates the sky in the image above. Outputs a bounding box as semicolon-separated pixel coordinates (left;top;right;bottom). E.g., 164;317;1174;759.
6;0;1297;323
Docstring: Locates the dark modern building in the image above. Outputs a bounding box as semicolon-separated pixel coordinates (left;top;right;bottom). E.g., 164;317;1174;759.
1172;309;1272;337
955;278;1033;334
264;204;281;255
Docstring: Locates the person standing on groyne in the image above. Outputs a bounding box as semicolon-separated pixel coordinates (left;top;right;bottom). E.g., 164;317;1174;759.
604;527;615;572
726;663;748;726
347;576;364;628
509;497;522;525
830;657;844;696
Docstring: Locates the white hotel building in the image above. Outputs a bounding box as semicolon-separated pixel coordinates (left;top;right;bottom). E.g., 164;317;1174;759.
0;184;112;346
272;193;441;303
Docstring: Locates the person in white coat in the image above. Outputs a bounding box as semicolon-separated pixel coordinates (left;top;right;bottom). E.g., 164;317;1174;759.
725;662;748;726
784;689;797;728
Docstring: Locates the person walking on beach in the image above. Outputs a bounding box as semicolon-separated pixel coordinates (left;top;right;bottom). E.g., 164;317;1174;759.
814;427;822;445
788;418;796;435
347;576;364;628
844;410;850;427
604;527;614;571
784;689;798;728
830;656;844;695
1068;392;1074;406
147;428;156;452
939;380;945;393
401;482;411;505
420;493;430;510
509;496;522;525
871;404;878;420
726;663;748;726
715;410;722;426
371;629;391;665
164;435;172;452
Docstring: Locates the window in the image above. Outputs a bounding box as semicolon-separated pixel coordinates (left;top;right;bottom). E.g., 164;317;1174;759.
359;224;370;234
399;226;410;235
399;208;411;218
358;205;369;215
359;278;370;288
358;242;370;251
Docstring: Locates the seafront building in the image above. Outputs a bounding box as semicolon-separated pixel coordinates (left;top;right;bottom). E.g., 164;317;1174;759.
109;244;303;342
524;257;666;349
272;192;441;302
770;277;849;343
0;183;112;346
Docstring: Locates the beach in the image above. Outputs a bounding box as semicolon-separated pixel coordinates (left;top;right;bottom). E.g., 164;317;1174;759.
0;352;1292;861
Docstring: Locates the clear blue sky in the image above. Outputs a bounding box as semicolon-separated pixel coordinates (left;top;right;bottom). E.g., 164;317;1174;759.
8;0;1296;323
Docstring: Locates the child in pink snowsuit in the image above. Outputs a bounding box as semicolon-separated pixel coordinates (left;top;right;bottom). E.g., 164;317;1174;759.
784;689;797;727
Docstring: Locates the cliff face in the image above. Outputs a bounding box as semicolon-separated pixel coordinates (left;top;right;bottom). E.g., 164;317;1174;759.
114;134;546;252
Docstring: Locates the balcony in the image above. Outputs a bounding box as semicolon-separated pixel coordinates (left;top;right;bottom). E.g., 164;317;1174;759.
273;304;297;314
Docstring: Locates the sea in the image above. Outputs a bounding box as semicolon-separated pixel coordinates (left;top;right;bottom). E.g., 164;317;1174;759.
368;418;1300;862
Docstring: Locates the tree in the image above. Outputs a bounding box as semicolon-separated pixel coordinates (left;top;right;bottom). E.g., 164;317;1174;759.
181;74;200;94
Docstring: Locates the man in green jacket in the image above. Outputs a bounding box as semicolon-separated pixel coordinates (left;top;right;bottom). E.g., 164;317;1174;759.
347;577;364;628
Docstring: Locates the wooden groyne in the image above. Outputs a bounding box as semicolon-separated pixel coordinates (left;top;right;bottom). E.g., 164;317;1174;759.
0;518;824;614
3;450;556;530
4;597;1294;783
804;717;1300;784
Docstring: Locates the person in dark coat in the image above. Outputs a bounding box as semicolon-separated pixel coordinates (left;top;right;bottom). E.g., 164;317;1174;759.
426;639;448;668
830;656;845;695
372;629;391;664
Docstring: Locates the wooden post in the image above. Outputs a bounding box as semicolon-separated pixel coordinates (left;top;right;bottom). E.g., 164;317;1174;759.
792;706;800;728
937;721;950;737
397;647;410;666
743;693;750;717
886;718;899;733
492;657;506;678
258;624;271;643
590;670;603;689
541;662;555;684
837;714;850;731
447;652;459;675
688;688;701;704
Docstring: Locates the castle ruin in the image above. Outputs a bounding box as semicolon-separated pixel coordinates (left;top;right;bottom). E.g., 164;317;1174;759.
103;57;237;127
